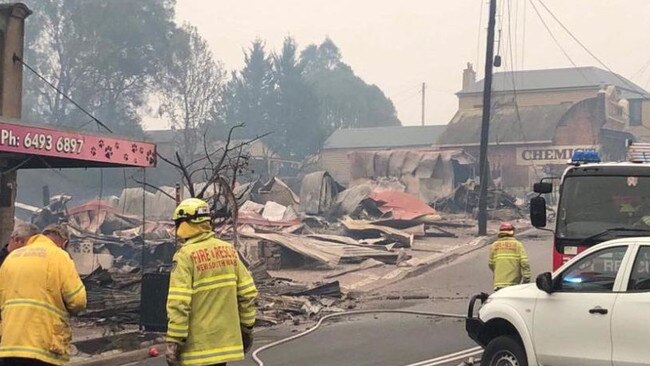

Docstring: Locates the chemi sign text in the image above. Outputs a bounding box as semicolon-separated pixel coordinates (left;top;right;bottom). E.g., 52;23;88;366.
516;145;598;165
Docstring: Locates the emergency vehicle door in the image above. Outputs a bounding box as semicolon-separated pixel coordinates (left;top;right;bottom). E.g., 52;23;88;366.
533;245;630;366
612;244;650;366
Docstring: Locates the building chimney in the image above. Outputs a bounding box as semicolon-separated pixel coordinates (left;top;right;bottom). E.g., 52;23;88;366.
462;62;476;91
0;3;31;247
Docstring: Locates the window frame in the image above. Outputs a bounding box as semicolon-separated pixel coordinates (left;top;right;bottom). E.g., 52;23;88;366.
621;244;650;293
553;245;632;293
629;99;643;127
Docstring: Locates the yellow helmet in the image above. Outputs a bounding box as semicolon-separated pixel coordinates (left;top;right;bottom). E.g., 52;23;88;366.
173;198;212;225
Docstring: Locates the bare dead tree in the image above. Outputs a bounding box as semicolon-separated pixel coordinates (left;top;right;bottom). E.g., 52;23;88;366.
135;124;271;256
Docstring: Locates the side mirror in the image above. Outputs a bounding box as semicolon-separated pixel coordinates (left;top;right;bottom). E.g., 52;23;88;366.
533;182;553;194
536;272;554;294
530;196;547;228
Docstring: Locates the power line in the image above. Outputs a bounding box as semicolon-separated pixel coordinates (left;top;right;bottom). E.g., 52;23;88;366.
13;54;113;133
536;0;646;96
528;0;590;83
521;0;527;71
631;57;650;81
475;0;485;71
389;84;421;100
77;118;98;130
512;0;518;72
392;88;422;105
507;0;541;180
495;0;505;57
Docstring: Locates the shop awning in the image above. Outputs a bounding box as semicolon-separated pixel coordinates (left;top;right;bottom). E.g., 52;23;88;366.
0;118;156;169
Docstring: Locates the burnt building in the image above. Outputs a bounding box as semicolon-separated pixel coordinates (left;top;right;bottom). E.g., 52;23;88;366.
320;125;446;185
437;64;650;195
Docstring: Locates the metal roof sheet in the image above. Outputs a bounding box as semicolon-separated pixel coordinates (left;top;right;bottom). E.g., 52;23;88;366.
460;67;649;98
323;125;446;150
436;104;572;146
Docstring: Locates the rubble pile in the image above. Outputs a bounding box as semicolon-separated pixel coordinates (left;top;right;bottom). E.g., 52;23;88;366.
81;267;141;324
26;196;177;326
228;173;469;271
20;170;484;328
433;179;524;220
251;264;353;325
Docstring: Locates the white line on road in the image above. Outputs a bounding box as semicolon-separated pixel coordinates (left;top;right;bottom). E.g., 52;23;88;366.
401;346;483;366
417;350;482;366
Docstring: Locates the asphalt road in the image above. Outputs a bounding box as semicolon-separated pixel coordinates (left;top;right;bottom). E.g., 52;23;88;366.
127;230;553;366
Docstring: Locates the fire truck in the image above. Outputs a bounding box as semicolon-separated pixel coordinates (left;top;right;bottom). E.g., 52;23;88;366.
531;143;650;270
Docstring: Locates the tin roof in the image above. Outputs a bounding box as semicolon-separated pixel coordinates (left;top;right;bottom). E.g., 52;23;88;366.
459;67;650;98
436;104;572;146
323;125;446;150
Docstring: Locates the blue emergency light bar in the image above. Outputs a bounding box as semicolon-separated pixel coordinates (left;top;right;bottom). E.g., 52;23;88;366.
571;150;601;164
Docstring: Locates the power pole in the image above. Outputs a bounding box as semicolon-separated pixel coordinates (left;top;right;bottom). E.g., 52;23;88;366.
421;82;426;126
478;0;497;235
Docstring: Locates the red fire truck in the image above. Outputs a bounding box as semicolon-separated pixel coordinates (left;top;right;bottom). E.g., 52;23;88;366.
531;143;650;270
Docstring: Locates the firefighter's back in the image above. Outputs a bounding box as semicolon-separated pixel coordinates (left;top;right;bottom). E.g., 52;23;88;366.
0;235;80;365
490;236;522;289
168;232;247;364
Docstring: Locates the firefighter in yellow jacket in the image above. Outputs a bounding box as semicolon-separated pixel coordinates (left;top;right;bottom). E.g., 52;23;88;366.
0;224;86;366
488;223;532;291
165;198;258;366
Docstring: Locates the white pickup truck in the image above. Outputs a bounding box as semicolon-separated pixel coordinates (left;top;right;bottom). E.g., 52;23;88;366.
466;237;650;366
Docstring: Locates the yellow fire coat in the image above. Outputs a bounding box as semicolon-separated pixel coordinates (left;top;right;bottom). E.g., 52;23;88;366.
488;232;532;289
166;232;258;366
0;234;87;365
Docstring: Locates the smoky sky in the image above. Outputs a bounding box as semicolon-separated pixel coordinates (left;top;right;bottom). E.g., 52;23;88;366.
141;0;650;129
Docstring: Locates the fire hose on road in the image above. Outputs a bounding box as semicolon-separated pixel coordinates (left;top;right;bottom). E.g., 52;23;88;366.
251;309;481;366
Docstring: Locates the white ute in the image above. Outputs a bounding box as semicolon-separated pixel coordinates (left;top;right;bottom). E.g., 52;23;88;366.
466;237;650;366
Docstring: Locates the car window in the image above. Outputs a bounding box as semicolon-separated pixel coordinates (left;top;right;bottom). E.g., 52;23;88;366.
557;246;628;292
627;246;650;291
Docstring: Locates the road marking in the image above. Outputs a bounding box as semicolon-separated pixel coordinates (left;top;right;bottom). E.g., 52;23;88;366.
417;350;482;366
401;346;483;366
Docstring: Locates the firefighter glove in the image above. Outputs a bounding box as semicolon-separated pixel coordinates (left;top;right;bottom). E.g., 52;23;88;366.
241;325;254;353
165;342;181;366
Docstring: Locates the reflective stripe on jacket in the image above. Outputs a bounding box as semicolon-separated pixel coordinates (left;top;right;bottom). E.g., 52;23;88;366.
0;235;87;365
488;234;532;289
166;232;258;366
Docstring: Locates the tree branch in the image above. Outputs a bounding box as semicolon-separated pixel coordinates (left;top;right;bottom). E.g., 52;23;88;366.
175;151;196;197
203;127;215;171
197;124;241;198
156;152;182;169
197;129;273;199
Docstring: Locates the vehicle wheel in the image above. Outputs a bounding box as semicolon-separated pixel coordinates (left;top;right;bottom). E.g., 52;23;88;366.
481;335;528;366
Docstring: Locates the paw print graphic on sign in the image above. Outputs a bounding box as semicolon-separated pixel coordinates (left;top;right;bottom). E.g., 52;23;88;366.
98;140;105;148
104;146;114;159
131;144;138;153
146;150;155;165
115;142;120;150
124;153;129;161
139;147;144;154
91;147;97;156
